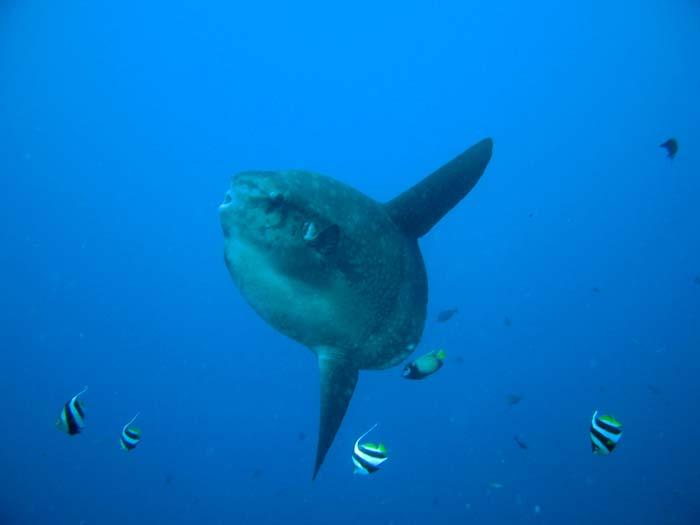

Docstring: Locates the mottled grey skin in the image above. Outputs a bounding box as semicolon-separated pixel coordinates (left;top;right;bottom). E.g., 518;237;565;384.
219;138;493;479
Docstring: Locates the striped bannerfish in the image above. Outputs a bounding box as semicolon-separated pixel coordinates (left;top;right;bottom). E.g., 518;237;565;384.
352;424;388;475
590;410;622;455
120;413;142;451
56;387;88;435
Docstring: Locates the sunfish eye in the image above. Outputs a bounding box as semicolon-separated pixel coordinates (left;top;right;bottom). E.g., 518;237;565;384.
265;191;284;212
262;193;287;229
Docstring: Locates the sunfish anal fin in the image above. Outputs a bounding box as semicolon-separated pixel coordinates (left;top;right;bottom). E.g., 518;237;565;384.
312;346;359;480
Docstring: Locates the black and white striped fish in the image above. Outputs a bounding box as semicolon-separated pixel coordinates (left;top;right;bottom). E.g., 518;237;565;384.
56;387;88;435
120;413;142;451
590;410;622;455
352;424;388;475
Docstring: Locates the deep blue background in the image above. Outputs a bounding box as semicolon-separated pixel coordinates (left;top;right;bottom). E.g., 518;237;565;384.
2;1;699;524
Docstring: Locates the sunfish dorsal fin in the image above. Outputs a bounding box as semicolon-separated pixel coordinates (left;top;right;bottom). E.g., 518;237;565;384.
313;347;359;480
384;138;493;238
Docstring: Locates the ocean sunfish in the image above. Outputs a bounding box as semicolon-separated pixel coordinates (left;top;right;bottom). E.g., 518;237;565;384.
219;138;493;479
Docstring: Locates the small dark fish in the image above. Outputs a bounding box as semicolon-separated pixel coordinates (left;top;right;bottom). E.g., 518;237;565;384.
660;138;678;159
165;473;175;485
298;431;306;441
647;384;661;395
453;356;465;365
694;275;700;286
528;212;534;219
251;468;263;479
513;435;528;450
432;496;440;506
506;394;523;407
504;316;512;327
591;287;601;294
436;308;458;323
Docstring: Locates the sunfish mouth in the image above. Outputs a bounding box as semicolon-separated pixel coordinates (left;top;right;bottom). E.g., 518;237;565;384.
220;175;278;211
219;177;288;238
218;183;251;215
219;186;245;236
220;190;234;208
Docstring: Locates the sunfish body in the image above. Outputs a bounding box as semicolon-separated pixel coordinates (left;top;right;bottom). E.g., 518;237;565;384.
219;138;493;479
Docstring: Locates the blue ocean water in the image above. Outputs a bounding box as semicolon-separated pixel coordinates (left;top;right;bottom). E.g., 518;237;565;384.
2;1;699;523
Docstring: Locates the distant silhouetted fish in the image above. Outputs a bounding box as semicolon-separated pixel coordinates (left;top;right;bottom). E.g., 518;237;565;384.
694;275;700;286
513;435;528;450
591;287;601;294
436;308;458;323
506;394;523;407
504;316;512;327
647;384;661;395
298;431;306;441
660;138;678;159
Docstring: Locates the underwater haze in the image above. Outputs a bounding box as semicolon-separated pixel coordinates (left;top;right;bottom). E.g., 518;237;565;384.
2;1;699;524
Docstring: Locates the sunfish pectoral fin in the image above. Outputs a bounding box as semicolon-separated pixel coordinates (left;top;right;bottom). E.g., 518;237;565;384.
384;138;493;238
312;347;359;480
306;224;340;255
